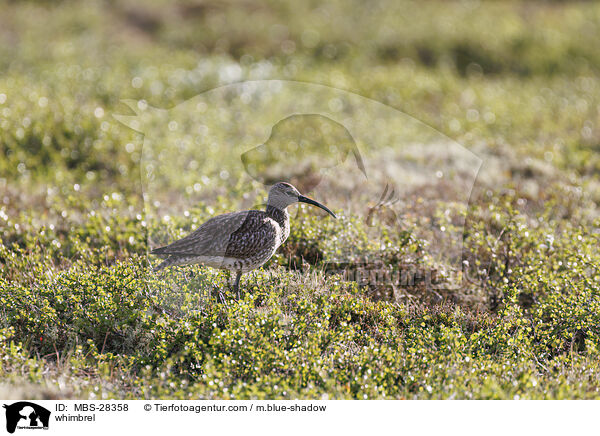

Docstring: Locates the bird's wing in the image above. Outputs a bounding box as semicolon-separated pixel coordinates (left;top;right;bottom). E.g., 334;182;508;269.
151;210;276;258
224;213;278;258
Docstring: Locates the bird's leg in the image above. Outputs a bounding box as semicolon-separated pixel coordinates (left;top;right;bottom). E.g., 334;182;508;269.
233;271;242;300
218;290;227;306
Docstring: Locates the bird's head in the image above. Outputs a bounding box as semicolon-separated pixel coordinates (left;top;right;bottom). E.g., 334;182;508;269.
267;182;336;218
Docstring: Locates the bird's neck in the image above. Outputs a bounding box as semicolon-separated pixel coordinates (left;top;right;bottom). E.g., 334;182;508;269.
266;205;289;226
266;205;290;246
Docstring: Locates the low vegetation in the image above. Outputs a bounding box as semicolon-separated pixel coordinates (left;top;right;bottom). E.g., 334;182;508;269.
1;0;600;399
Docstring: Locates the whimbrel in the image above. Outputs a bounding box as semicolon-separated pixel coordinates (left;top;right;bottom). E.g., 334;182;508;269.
151;182;336;296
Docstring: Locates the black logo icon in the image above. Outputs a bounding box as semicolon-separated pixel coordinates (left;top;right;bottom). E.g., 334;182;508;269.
3;402;50;433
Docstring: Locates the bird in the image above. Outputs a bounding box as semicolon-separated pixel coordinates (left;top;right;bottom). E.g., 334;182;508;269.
151;182;337;297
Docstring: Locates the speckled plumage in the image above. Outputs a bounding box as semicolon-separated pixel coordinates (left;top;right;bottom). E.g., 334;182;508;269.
152;206;289;273
151;182;336;294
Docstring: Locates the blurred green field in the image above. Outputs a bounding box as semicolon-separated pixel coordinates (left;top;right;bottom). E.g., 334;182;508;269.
1;0;600;399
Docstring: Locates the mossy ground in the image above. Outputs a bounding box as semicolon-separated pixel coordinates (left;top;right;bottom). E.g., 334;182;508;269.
1;0;600;399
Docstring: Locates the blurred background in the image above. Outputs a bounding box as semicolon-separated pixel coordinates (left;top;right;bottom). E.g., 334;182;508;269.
1;0;599;198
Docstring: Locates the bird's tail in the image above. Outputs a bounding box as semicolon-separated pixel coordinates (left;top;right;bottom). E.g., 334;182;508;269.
153;256;178;272
152;255;198;272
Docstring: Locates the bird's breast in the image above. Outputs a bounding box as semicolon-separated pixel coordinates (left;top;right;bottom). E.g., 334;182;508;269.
279;217;290;246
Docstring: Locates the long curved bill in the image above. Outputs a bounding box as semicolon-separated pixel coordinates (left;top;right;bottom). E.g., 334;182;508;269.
298;195;337;219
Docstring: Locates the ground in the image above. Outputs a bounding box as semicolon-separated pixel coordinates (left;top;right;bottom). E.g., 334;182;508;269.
1;0;600;399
